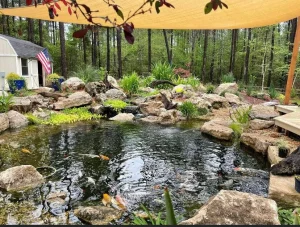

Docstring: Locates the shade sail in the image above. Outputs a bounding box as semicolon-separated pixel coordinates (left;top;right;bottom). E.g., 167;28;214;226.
1;0;300;29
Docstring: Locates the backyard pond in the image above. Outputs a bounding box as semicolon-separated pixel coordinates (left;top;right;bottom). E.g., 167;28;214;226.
0;120;269;224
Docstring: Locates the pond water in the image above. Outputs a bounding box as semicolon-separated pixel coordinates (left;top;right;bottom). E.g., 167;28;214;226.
0;120;269;224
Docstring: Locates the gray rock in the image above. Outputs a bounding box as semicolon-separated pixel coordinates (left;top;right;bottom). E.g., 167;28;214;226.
53;91;92;110
139;101;165;116
61;77;85;91
240;133;276;154
131;97;147;106
89;105;105;115
122;105;139;114
224;92;241;105
36;87;54;93
32;110;50;120
139;116;161;124
7;110;29;129
180;190;280;225
250;105;279;120
105;89;126;100
270;146;300;175
107;75;120;88
85;82;107;97
250;119;274;130
158;109;182;125
0;113;9;132
27;94;44;105
0;165;45;192
74;206;123;225
201;121;233;141
202;94;229;109
11;97;32;113
214;83;238;95
95;93;108;103
109;113;134;121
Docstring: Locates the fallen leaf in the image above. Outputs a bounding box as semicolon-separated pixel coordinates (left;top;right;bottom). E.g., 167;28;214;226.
115;195;126;206
111;197;126;210
99;155;110;161
153;185;160;190
21;148;31;154
102;193;111;206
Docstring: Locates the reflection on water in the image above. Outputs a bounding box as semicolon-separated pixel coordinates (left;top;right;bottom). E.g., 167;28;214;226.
0;121;269;224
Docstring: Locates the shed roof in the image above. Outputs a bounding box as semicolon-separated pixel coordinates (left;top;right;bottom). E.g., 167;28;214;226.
0;34;52;61
0;0;300;29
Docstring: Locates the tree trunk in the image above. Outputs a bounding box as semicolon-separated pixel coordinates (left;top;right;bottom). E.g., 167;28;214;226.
82;25;87;65
229;29;238;74
170;29;173;64
113;28;117;72
1;0;7;34
148;29;152;72
27;18;34;42
116;28;122;78
209;30;216;82
202;30;209;83
106;27;110;73
267;26;275;87
163;29;172;65
243;28;252;84
59;22;67;79
92;28;97;67
261;29;269;91
240;29;247;81
218;30;224;83
190;30;197;75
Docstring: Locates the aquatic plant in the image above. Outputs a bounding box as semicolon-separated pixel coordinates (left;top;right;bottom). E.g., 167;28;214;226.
178;101;198;119
120;72;140;96
0;94;13;113
104;99;128;113
205;83;215;94
221;72;235;83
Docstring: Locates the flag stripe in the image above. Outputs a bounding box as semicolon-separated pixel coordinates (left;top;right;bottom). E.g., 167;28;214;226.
36;48;51;74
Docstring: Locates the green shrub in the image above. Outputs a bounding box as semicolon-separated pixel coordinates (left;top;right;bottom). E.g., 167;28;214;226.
152;62;174;81
206;83;215;94
230;105;252;125
71;65;100;83
291;88;298;99
278;208;294;225
277;94;285;104
121;72;140;96
221;72;235;83
268;83;279;99
104;99;127;112
139;76;155;88
0;94;13;113
179;101;198;119
172;76;200;89
138;90;160;97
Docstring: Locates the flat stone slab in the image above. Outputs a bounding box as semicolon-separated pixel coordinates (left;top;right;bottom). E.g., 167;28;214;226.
201;121;233;141
268;173;300;208
268;146;284;165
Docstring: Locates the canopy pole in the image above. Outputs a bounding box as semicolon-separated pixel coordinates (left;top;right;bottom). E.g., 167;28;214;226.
284;17;300;105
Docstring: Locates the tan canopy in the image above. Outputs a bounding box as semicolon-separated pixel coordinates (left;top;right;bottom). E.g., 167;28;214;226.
1;0;300;29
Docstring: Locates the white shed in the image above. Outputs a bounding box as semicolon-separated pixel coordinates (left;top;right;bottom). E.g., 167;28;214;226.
0;34;53;90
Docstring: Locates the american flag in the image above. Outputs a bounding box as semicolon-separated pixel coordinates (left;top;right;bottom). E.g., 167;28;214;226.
36;48;51;75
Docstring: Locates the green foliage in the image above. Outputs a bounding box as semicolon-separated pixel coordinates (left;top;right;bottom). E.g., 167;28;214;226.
277;93;285;104
0;94;13;113
179;101;198;119
13;89;36;97
6;72;22;81
268;83;279;99
104;99;128;112
172;76;200;89
276;138;288;149
278;208;294;225
121;72;140;96
138;90;160;97
139;76;155;88
26;107;100;125
221;72;235;83
246;75;256;96
229;122;243;138
164;188;177;225
71;65;101;83
205;83;215;94
46;73;61;82
230;106;252;125
132;205;167;225
294;208;300;225
152;62;174;81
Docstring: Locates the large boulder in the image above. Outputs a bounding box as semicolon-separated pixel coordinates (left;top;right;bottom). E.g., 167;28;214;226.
240;133;276;154
250;119;275;130
249;105;279;120
139;101;165;116
197;83;207;93
224;93;241;105
187;97;211;110
270;147;300;175
0;165;45;192
53;91;92;110
7;110;29;129
159;109;182;125
202;94;229;109
201;121;233;141
268;146;284;165
180;190;280;225
61;77;85;92
105;89;126;100
11;97;32;113
74;206;123;225
36;87;54;93
109;113;134;121
107;76;120;88
214;83;238;95
0;113;9;132
85;82;107;97
89;105;105;115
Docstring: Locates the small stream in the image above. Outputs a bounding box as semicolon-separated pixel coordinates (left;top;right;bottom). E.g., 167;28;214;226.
0;120;269;224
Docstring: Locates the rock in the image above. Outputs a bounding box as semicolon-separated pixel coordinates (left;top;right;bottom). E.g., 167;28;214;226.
218;179;234;190
172;84;194;94
240;133;276;154
74;206;123;225
158;109;181;125
131;97;147;106
122;106;139;114
139;87;156;93
180;190;280;225
11;97;32;113
109;113;134;121
197;83;207;93
224;93;241;105
36;87;54;93
32;110;50;120
61;77;85;91
0;165;45;192
263;101;280;106
0;113;9;132
7;110;29;129
250;119;274;130
95;93;108;103
202;94;229;109
249;105;279;120
107;75;120;88
210;118;233;127
85;82;107;97
105;89;126;100
47;191;67;205
27;94;44;105
139;101;165;116
53;91;92;110
201;121;233;141
89;105;105;115
188;96;211;110
270;146;300;175
268;174;300;208
214;83;238;95
268;146;284;165
140;116;161;124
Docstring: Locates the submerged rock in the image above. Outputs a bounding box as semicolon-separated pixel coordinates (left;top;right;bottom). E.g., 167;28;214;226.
109;113;134;121
0;113;9;132
201;121;233;141
61;77;85;91
0;165;44;191
53;91;92;110
270;146;300;175
180;190;280;225
7;110;29;129
74;206;123;225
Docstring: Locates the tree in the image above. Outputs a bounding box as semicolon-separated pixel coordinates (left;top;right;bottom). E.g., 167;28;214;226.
202;30;209;82
59;22;67;78
243;28;252;84
148;29;152;72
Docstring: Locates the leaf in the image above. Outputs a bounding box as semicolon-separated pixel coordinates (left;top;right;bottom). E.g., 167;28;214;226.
54;2;61;10
73;28;88;38
102;193;111;206
123;23;134;33
164;1;175;8
21;148;31;154
26;0;32;6
80;4;91;14
124;30;135;44
113;5;124;20
221;1;228;9
61;0;68;6
155;1;161;14
68;6;72;15
204;2;213;14
99;154;110;160
211;0;219;10
164;188;177;225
